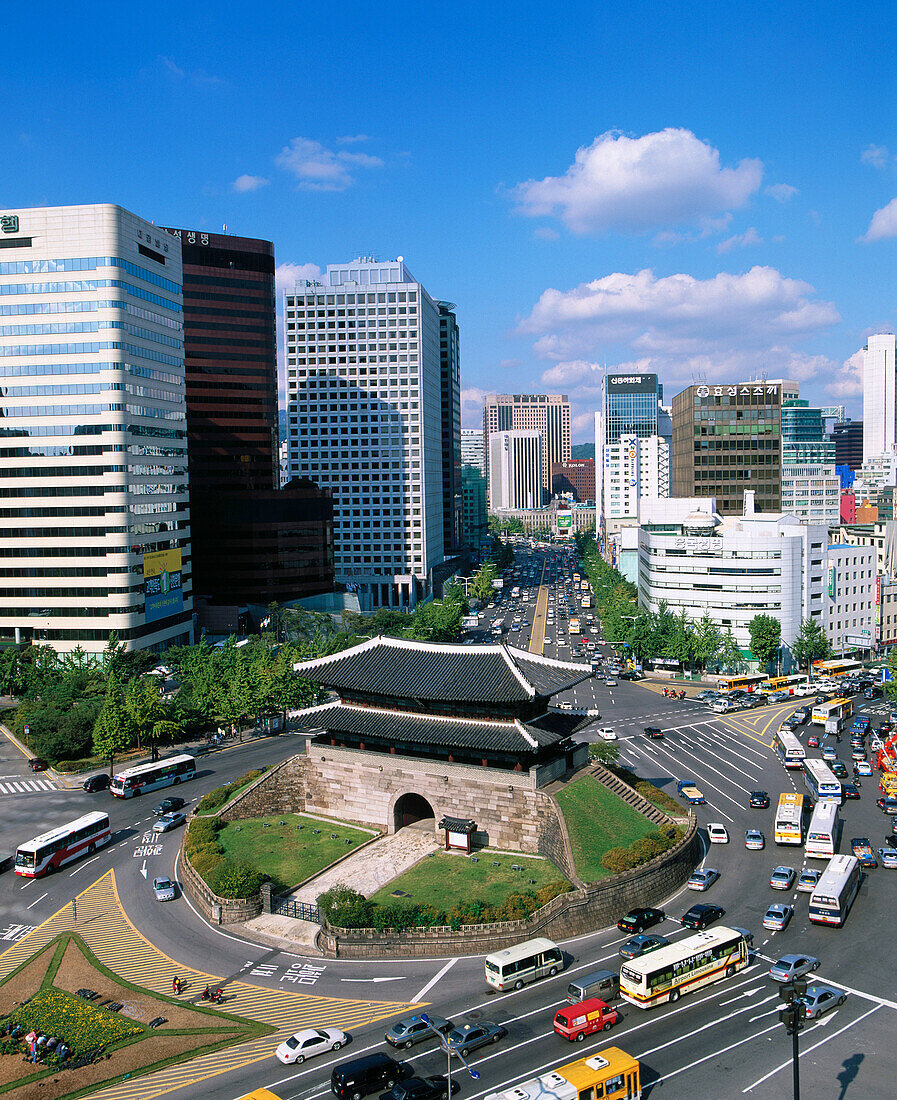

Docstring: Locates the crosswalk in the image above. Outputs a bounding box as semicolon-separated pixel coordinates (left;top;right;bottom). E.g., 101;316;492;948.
0;777;57;794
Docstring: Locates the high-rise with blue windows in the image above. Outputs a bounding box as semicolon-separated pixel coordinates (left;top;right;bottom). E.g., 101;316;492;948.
0;204;193;653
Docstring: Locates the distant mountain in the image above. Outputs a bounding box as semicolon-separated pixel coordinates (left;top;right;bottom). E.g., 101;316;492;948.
571;443;595;460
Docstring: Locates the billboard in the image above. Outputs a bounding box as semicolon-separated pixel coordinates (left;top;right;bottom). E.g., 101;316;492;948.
606;373;657;394
143;549;183;623
557;513;573;531
827;565;836;598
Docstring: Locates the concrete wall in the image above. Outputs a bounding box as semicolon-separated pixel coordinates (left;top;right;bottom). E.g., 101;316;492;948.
179;833;263;925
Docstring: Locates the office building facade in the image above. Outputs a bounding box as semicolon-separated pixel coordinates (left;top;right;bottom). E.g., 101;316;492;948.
461;428;486;475
862;334;897;465
284;257;445;610
0;204;192;653
671;379;798;516
438;302;462;553
488;431;542;510
779;399;840;523
831;419;863;471
551;458;595;502
461;464;488;548
483;393;570;503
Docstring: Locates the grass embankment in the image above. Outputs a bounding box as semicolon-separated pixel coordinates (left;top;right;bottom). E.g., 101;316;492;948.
556;773;674;883
368;851;566;910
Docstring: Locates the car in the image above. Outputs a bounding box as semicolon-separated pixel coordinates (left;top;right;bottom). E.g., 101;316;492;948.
153;811;187;833
617;907;665;933
780;718;800;732
877;797;897;815
821;745;838;762
710;700;735;714
842;782;861;800
385;1014;454;1049
695;690;719;702
28;758;48;772
152;876;177;902
768;954;820;982
619;933;670;959
767;691;790;704
595;728;617;741
878;847;897;868
762;903;794;931
749;790;770;809
380;1078;460;1100
797;868;821;893
277;1026;347;1064
82;773;111;793
644;726;664;739
770;866;797;890
879;722;893;737
830;761;848;779
853;716;872;733
807;734;820;748
680;903;725;929
604;677;617;687
865;687;881;699
802;984;847;1019
152;796;186;815
855;759;873;776
444;1020;507;1057
676;781;706;805
707;824;729;844
745;829;765;850
748;693;769;707
792;707;810;723
687;867;720;892
871;737;886;752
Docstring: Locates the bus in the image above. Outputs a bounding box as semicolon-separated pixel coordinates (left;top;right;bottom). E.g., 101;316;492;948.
485;1050;641;1100
760;674;808;695
569;617;581;635
713;673;766;694
15;811;111;877
773;730;806;769
581;595;592;609
806;800;839;859
803;758;842;803
110;753;196;798
810;697;854;726
511;586;521;598
812;659;863;679
808;855;861;926
485;937;563;991
774;792;806;845
619;926;748;1009
580;581;590;591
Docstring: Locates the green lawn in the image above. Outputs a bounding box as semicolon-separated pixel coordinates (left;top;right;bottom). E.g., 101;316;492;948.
217;814;374;893
555;774;661;882
368;851;567;910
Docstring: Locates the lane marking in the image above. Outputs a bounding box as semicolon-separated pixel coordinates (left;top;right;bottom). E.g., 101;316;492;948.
412;956;457;1003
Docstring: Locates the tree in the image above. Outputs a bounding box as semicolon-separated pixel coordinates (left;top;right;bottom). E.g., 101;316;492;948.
442;578;469;612
887;649;897;703
791;619;832;676
470;563;498;604
663;609;694;668
691;614;723;671
125;676;165;749
747;614;782;674
588;741;621;766
625;613;655;665
92;673;134;772
148;719;181;762
717;632;746;673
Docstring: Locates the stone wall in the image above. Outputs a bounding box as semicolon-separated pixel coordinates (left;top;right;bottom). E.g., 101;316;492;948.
317;814;699;958
178;833;263;925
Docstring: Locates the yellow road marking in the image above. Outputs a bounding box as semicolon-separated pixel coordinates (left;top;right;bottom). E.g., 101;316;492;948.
529;560;549;655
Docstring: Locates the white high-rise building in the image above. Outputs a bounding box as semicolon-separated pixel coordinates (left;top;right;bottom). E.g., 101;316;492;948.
284;257;445;611
488;431;542;511
863;333;897;465
0;204;192;653
461;428;486;475
483;393;570;503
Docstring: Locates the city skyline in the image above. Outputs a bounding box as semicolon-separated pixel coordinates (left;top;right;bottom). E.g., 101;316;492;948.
2;3;896;442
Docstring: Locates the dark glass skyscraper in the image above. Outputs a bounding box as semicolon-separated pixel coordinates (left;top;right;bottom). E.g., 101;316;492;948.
439;301;462;552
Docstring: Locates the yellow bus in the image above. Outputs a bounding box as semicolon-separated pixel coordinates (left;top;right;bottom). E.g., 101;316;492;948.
774;791;805;845
810;697;853;726
812;659;862;678
485;1049;641;1100
713;673;765;693
760;674;808;694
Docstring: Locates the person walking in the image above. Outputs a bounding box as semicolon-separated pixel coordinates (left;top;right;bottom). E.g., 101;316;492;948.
172;976;181;995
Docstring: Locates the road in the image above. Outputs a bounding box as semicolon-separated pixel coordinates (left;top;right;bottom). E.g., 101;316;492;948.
0;543;895;1096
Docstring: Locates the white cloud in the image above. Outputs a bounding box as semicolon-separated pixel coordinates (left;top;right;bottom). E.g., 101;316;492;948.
512;128;763;235
533;226;560;241
158;55;223;86
275;262;323;296
232;174;269;193
766;183;798;203
826;349;865;397
860;197;897;242
461;386;489;426
337;134;370;144
717;226;763;254
275;137;383;191
861;144;889;168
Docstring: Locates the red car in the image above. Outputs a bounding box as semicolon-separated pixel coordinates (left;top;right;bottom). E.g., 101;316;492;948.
28;758;48;772
807;734;820;748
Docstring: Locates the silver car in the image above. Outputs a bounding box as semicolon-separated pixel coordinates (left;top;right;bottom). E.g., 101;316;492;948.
153;876;176;902
385;1013;454;1048
802;984;847;1019
768;954;820;982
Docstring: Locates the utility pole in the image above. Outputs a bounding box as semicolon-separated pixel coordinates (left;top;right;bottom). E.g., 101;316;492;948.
778;976;807;1100
418;1013;480;1096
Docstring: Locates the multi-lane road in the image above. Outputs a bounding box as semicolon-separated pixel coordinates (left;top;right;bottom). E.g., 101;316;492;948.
0;543;896;1096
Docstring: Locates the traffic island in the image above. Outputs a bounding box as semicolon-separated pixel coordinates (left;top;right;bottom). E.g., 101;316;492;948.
0;932;268;1099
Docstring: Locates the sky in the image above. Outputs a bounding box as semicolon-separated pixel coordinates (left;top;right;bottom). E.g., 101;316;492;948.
3;0;896;441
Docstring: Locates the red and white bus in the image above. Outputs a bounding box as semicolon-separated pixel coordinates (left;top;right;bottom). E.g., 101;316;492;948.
110;753;196;798
14;811;111;877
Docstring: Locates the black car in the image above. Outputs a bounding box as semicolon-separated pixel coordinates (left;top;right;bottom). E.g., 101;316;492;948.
680;903;725;929
617;907;665;933
152;796;186;815
749;790;770;809
842;782;861;800
865;687;882;699
644;727;664;739
82;773;111;793
380;1079;460;1100
28;758;49;772
830;761;849;779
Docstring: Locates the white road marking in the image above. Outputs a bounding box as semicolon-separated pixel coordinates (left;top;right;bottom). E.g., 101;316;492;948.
25;892;47;910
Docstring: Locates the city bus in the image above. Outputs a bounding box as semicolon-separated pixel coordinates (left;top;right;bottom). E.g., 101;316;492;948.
803;758;842;803
812;659;863;679
15;811;111;877
760;674;808;695
713;673;766;694
773;730;806;769
484;1049;641;1100
569;617;582;635
808;855;861;926
805;799;839;859
491;618;504;636
581;595;592;609
485;937;563;991
774;792;806;845
810;697;854;726
619;926;748;1009
110;753;196;798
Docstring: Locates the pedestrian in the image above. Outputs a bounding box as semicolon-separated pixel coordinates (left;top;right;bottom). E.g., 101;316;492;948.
173;976;181;995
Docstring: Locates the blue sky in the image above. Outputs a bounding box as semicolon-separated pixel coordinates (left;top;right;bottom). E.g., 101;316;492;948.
4;0;896;440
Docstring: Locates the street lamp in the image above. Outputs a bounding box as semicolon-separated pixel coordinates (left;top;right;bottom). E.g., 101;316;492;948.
418;1013;480;1096
778;976;808;1100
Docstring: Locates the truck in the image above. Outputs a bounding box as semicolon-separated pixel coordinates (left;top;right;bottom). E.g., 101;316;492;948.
553;999;619;1042
850;837;878;869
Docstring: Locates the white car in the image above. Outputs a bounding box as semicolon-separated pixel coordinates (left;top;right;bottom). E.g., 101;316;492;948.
707;824;729;844
276;1027;347;1064
595;727;617;741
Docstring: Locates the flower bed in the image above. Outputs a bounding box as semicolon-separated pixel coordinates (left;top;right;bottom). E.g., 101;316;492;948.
4;988;141;1057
